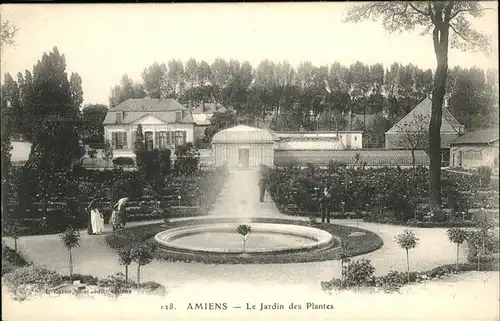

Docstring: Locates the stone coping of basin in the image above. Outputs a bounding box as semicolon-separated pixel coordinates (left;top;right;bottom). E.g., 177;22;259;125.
155;223;338;254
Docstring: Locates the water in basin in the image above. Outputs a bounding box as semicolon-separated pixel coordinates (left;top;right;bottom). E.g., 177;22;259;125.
168;231;318;251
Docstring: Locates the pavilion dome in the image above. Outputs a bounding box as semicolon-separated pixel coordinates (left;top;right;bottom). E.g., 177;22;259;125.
211;125;278;144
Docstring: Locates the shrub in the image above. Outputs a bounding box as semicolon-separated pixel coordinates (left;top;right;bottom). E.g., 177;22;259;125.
138;281;167;296
174;143;200;175
3;264;63;299
342;258;376;290
97;273;135;299
375;271;408;293
61;273;99;285
2;242;29;268
476;166;492;187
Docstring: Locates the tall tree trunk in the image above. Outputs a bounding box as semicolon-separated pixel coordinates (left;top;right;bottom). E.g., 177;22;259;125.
456;244;460;271
406;249;410;283
411;150;416;169
429;22;450;210
125;265;128;284
137;265;141;285
69;249;73;280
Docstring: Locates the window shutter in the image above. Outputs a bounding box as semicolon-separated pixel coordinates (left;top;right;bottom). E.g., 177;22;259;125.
111;132;117;149
155;132;159;149
131;130;136;149
170;131;175;147
182;131;186;145
123;132;128;149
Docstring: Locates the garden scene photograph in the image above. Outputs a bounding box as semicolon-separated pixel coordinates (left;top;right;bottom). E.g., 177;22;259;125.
1;2;499;321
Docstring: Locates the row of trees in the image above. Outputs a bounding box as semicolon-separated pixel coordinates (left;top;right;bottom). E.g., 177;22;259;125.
109;58;498;134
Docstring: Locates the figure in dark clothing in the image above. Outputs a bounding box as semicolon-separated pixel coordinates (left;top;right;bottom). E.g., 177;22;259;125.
320;187;332;223
258;177;266;202
86;198;96;235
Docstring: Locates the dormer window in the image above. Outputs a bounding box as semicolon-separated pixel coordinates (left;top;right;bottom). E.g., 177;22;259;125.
175;111;182;123
116;111;123;123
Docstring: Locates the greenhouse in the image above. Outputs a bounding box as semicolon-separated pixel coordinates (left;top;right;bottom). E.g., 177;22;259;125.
211;125;278;168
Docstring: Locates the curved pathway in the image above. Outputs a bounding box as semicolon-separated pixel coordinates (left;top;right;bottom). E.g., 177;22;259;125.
2;170;472;288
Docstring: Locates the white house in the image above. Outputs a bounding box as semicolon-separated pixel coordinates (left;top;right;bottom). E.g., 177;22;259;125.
449;128;499;171
102;98;196;161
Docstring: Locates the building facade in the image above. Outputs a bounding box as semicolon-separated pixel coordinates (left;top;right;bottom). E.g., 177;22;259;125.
190;102;232;139
385;97;465;166
449;129;499;171
102;98;195;160
275;131;362;150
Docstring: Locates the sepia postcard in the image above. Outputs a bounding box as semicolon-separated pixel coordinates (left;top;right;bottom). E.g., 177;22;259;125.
1;2;499;321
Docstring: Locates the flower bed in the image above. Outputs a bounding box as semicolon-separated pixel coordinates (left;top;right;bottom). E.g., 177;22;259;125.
5;166;228;236
321;261;499;294
266;164;485;227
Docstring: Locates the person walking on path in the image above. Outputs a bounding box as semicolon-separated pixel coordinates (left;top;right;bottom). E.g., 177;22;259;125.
258;177;266;203
320;187;332;223
113;197;129;230
86;196;98;235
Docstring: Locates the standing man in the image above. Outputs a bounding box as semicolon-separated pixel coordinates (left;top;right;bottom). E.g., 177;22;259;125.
320;187;332;223
258;177;266;203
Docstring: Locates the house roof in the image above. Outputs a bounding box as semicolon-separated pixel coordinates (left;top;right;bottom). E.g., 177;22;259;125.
103;98;194;125
103;110;195;125
450;129;499;145
192;114;211;126
191;102;229;114
212;125;279;143
109;98;188;112
386;97;463;134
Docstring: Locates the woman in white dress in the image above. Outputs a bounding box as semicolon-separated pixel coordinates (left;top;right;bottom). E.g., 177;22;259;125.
91;208;105;234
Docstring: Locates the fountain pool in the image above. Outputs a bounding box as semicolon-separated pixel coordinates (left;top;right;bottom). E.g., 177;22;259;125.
155;223;338;255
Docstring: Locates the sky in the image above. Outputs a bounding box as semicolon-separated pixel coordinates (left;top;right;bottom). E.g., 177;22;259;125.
1;3;498;106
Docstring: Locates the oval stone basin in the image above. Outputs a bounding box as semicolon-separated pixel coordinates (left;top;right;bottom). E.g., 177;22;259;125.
155;223;337;255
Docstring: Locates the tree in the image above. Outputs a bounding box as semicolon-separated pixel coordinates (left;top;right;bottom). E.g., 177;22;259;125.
1;73;19;215
236;224;251;252
395;229;419;283
447;228;469;270
393;114;429;168
364;112;395;148
4;219;24;265
134;124;146;156
141;62;167;99
469;212;496;271
80;104;108;143
109;74;146;108
60;227;81;280
118;245;133;284
0;19;19;49
23;47;84;213
174;143;200;175
162;59;185;100
204;110;236;142
103;139;113;168
338;239;351;289
345;2;492;210
131;243;155;285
